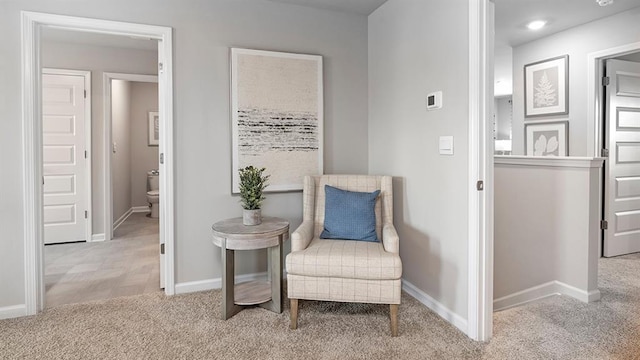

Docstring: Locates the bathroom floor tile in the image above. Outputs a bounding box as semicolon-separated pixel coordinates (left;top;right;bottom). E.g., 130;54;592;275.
44;213;161;308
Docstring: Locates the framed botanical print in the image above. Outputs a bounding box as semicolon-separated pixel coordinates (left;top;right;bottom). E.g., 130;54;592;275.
525;121;568;156
524;55;569;118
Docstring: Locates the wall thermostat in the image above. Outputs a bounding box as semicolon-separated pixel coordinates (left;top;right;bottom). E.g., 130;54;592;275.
426;91;443;110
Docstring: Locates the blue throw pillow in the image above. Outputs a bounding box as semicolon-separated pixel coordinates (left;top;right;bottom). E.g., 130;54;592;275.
320;185;380;242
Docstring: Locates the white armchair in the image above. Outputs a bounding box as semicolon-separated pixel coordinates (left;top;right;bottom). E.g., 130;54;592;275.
286;175;402;336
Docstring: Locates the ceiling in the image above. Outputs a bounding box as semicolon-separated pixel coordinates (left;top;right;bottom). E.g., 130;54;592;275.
495;0;640;47
40;1;640;58
266;0;388;15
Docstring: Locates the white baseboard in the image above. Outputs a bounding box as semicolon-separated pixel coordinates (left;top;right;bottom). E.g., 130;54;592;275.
91;233;105;242
175;272;268;295
493;281;601;311
557;281;601;303
113;208;133;231
114;206;151;231
402;279;468;335
0;304;27;320
132;206;150;213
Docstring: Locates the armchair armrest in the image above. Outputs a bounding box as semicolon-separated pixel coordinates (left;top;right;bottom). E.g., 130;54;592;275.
291;220;314;252
382;223;399;254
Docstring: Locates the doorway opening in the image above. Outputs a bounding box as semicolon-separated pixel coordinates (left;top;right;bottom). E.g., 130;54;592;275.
22;11;175;314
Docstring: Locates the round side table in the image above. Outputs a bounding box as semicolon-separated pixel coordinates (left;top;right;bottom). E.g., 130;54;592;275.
211;216;289;320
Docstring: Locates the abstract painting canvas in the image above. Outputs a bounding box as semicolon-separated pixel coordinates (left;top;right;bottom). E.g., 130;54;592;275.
524;55;568;117
525;121;568;156
231;48;323;193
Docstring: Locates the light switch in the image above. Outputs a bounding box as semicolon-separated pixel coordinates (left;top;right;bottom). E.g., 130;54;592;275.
439;136;454;155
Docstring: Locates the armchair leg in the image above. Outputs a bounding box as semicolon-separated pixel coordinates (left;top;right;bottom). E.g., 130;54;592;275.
290;299;299;330
390;304;399;337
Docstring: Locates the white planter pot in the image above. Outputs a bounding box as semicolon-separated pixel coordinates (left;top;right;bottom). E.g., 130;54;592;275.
243;209;262;226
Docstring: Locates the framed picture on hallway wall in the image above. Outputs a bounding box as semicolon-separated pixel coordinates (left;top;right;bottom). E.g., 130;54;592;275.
525;121;568;156
148;111;159;146
524;55;569;118
230;48;324;193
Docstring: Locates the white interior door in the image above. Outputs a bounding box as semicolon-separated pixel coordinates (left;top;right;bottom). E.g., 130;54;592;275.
604;59;640;257
43;73;88;244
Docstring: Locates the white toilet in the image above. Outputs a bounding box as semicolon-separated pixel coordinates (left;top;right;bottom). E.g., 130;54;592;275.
147;170;160;219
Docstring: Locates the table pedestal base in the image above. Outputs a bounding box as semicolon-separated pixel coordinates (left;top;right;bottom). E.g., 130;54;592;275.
220;241;283;320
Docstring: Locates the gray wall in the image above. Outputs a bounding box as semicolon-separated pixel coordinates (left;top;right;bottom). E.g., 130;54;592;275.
112;80;132;221
511;7;640;156
0;0;369;308
368;0;470;319
130;82;159;207
41;40;158;234
616;51;640;63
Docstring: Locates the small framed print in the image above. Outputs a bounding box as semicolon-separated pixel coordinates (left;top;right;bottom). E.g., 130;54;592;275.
524;55;569;118
148;111;159;146
525;121;568;156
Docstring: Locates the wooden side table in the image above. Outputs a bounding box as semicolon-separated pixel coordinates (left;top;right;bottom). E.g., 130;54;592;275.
211;216;289;320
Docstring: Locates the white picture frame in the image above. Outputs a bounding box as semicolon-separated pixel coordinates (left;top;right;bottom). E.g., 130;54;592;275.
230;48;324;193
148;111;159;146
525;121;568;156
524;55;569;118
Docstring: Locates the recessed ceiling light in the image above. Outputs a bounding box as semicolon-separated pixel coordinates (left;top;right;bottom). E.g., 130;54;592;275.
527;20;547;31
596;0;614;6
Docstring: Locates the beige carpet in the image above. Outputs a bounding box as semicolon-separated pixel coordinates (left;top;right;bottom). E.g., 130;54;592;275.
2;254;640;359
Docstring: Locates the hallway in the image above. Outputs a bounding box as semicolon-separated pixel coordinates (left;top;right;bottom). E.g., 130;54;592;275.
44;213;160;307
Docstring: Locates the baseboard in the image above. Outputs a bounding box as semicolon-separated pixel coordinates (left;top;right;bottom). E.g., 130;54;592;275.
402;279;468;335
113;208;133;231
0;304;27;320
175;272;268;295
131;206;150;213
493;281;600;312
91;233;105;242
556;281;601;303
493;281;559;311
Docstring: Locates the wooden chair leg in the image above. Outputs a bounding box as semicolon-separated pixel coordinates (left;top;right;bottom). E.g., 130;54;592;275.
290;299;299;330
390;304;399;337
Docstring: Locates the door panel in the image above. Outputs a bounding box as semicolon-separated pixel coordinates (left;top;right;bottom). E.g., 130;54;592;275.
604;59;640;256
43;73;87;244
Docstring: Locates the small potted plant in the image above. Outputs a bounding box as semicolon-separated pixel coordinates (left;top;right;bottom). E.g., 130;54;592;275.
238;166;270;225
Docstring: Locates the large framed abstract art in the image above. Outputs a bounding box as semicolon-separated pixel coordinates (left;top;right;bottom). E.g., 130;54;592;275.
230;48;324;193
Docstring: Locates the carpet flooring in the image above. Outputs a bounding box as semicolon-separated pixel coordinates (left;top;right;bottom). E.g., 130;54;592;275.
1;254;639;359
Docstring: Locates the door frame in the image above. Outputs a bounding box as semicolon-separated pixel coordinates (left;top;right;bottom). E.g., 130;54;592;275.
103;72;159;242
21;11;175;314
468;0;494;342
588;41;640;158
42;68;93;244
587;41;640;257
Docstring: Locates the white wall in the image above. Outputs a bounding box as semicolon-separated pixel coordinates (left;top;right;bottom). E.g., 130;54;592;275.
494;45;513;97
368;0;470;320
511;7;640;156
111;80;132;221
494;157;602;309
0;0;369;308
130;82;159;207
41;40;158;234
